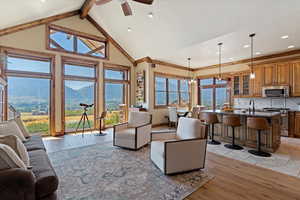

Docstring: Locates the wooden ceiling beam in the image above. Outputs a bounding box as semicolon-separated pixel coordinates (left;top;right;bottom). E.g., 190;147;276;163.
80;0;97;19
86;15;135;64
0;10;80;37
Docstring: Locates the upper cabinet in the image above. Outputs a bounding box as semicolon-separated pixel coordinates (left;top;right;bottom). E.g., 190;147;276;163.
232;72;250;97
230;59;300;98
250;67;264;97
291;61;300;97
263;63;290;86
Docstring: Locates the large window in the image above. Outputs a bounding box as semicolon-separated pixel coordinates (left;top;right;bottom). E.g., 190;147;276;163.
104;66;129;126
4;53;54;136
198;77;229;109
62;58;98;133
47;24;108;59
154;73;190;107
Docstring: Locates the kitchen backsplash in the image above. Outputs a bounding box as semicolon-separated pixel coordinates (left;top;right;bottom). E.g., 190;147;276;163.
234;98;300;111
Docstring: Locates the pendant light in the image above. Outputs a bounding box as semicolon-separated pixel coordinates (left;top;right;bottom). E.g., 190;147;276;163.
187;58;196;84
217;42;223;80
249;33;256;79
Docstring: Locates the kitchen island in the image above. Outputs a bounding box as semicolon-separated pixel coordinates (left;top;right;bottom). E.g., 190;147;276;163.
201;110;281;152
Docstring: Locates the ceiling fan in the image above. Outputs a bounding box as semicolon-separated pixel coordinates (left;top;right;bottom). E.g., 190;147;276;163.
95;0;154;16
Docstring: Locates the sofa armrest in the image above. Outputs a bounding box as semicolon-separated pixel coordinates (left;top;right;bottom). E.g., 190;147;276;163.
136;124;152;148
113;123;128;132
164;138;207;174
0;168;36;200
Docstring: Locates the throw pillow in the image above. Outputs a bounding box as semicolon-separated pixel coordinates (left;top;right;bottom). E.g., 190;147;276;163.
0;135;30;167
0;120;26;142
0;143;27;170
14;116;30;138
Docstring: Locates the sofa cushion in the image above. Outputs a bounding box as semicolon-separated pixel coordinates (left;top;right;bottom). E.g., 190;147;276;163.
24;135;46;151
29;150;58;199
177;117;207;140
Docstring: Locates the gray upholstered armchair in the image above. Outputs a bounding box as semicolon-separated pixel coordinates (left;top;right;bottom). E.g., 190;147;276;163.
113;111;152;150
150;117;208;175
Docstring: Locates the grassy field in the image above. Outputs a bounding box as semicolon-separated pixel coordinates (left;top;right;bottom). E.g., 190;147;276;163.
20;110;123;136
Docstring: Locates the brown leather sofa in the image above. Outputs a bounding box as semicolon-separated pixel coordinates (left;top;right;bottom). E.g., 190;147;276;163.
0;135;59;200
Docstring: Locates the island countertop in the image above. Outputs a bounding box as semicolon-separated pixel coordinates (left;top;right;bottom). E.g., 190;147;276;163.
201;109;281;118
199;109;281;152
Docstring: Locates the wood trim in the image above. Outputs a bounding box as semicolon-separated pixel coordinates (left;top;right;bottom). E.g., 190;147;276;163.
61;57;99;134
103;62;131;70
46;24;108;60
154;72;190;80
194;49;300;72
134;56;190;71
0;10;80;37
80;0;97;19
48;24;107;42
86;15;135;64
0;47;56;136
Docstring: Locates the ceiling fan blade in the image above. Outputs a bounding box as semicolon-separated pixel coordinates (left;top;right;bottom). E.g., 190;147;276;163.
95;0;113;6
121;2;133;16
132;0;154;5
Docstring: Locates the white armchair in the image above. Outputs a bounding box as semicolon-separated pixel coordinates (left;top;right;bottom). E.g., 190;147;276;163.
113;112;152;150
150;117;208;175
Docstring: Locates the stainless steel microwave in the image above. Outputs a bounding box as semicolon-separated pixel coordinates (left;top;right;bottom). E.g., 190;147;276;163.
262;86;290;97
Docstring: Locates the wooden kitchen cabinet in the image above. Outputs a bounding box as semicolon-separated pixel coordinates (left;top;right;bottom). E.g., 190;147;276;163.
294;112;300;138
264;64;276;85
250;67;263;97
291;61;300;96
277;62;290;85
232;73;250;97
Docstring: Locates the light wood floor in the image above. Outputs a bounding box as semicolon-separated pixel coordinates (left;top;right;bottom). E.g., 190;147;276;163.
43;130;300;200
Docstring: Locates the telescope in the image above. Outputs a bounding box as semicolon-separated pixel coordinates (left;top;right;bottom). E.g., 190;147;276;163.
79;103;94;108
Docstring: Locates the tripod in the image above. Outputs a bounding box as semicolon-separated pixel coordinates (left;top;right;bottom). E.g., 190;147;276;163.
75;106;91;137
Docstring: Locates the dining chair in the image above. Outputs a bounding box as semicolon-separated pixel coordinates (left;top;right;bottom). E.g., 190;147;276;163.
168;107;178;127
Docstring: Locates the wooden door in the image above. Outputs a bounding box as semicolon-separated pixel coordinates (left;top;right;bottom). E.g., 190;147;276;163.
264;64;276;85
294;112;300;138
251;67;263;97
276;62;290;85
292;62;300;96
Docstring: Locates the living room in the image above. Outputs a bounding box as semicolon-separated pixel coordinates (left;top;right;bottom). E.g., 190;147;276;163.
1;0;300;200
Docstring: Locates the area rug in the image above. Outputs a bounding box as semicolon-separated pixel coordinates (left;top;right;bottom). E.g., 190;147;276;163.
48;142;213;200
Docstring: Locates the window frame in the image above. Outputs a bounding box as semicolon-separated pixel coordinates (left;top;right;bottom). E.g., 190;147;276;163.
61;56;99;134
0;47;56;136
103;63;130;126
154;72;191;109
46;24;109;60
198;77;230;110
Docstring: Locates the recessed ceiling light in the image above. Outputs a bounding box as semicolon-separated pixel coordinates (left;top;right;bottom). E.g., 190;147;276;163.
243;44;250;48
148;12;154;18
256;52;261;55
41;0;46;2
127;27;132;32
288;45;295;49
281;35;289;39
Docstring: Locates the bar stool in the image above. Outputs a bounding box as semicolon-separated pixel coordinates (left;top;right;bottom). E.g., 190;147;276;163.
247;117;271;157
200;112;221;145
223;115;243;150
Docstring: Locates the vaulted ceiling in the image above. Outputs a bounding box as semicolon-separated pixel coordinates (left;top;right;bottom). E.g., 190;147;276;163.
2;0;300;68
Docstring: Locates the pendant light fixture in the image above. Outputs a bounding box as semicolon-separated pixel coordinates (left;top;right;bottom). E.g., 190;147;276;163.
249;33;256;79
217;42;223;80
187;58;195;84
